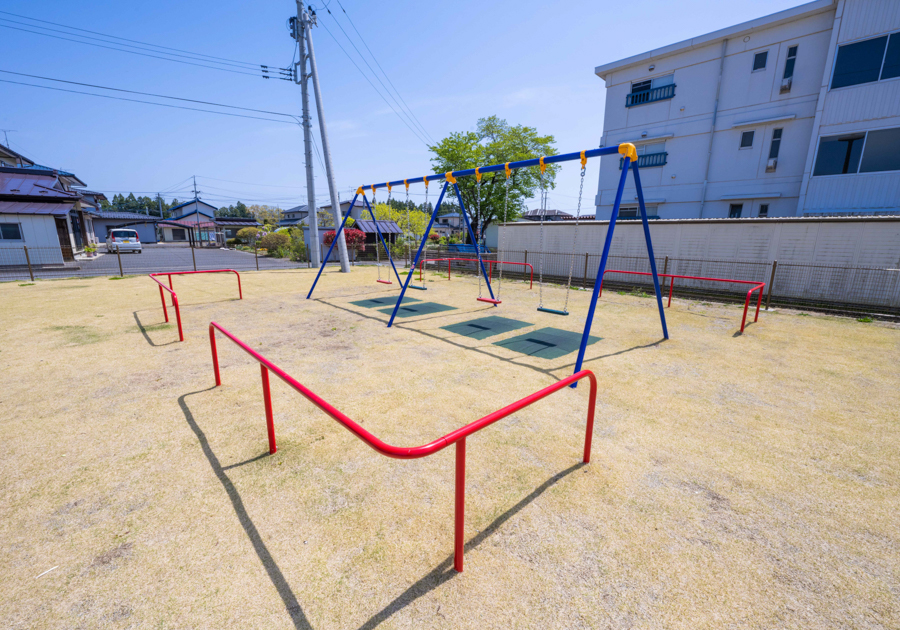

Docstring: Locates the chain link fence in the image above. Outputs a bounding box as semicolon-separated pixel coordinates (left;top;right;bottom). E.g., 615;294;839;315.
4;243;898;317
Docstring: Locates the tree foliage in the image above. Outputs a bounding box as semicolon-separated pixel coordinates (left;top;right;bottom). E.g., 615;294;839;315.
248;204;283;228
216;201;251;218
363;202;433;238
324;228;366;251
103;193;181;217
428;116;558;238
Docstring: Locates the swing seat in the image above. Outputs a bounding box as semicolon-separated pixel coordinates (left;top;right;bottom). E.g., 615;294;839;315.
408;284;427;291
537;307;569;316
476;297;501;305
376;280;393;285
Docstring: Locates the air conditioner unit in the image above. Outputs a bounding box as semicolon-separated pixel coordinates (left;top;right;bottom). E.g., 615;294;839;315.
766;158;778;172
780;77;792;93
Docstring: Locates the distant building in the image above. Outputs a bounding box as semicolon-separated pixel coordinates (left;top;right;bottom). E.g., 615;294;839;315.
594;0;900;220
158;199;219;243
519;209;574;222
91;211;160;243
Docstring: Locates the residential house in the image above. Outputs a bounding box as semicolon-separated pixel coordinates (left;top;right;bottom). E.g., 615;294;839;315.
217;216;261;241
519;209;575;221
157;199;219;244
593;0;900;220
354;219;402;245
91;211;160;243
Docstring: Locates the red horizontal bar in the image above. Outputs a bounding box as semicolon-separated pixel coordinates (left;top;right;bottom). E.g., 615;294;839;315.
148;269;242;342
420;257;534;290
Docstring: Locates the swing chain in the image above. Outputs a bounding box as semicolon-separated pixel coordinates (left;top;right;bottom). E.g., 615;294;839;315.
373;188;381;280
563;165;586;313
497;173;510;299
537;167;547;309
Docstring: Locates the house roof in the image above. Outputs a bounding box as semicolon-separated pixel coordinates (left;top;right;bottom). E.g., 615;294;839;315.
594;0;834;78
0;172;80;199
74;189;108;200
168;198;218;219
0;143;34;166
92;211;161;221
355;219;402;234
215;217;261;227
439;212;463;219
520;209;574;219
0;200;75;216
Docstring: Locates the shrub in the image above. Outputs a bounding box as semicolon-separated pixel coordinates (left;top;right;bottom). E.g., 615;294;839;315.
323;228;366;251
428;233;440;243
237;227;259;243
226;238;238;246
258;232;290;252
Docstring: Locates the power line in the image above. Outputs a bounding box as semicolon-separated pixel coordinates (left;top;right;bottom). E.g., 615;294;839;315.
316;6;433;145
327;0;434;144
0;70;300;120
195;175;306;190
316;20;430;146
0;79;300;125
0;10;271;69
0;23;290;80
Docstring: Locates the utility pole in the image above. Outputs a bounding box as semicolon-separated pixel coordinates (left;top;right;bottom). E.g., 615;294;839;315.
294;2;350;272
293;2;321;267
157;193;163;218
192;176;202;248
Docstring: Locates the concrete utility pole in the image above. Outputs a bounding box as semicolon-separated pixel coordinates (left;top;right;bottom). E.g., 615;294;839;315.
297;2;350;272
294;0;321;267
192;175;202;247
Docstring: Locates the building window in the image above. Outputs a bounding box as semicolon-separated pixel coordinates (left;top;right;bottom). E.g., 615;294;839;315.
740;130;755;148
859;127;900;173
830;32;900;89
618;207;638;218
784;46;798;79
813;133;865;175
769;129;783;159
758;204;769;218
753;51;769;71
729;204;743;218
0;222;23;240
626;74;676;107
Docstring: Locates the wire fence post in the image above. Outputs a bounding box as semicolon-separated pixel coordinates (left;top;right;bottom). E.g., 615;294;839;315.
23;246;34;281
583;252;589;288
662;256;669;292
117;247;124;277
766;260;778;310
254;245;259;271
191;244;197;272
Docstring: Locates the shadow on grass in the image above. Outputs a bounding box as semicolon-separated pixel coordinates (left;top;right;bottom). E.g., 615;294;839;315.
178;389;312;630
357;462;587;629
132;311;179;347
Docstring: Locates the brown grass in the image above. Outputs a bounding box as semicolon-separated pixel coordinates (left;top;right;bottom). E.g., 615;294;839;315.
1;267;898;629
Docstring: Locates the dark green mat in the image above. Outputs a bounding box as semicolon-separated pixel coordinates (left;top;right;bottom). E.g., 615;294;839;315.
377;302;457;318
350;296;421;309
492;327;601;359
441;316;533;340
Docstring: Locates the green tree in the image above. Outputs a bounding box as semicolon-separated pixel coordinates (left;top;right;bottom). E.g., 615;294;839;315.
249;204;283;228
428;116;558;239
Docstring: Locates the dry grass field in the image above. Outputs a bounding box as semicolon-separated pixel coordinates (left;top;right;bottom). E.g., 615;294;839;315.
1;266;898;629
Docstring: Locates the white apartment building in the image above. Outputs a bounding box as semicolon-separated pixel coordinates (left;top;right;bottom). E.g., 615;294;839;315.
593;0;900;220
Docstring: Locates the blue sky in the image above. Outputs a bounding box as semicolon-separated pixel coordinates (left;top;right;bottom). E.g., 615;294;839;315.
0;0;808;213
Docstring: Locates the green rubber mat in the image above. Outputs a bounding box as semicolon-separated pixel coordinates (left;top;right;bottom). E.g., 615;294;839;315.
492;327;601;359
377;302;457;318
441;316;533;340
350;296;421;309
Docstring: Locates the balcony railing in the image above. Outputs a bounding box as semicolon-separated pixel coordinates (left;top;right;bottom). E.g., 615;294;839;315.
619;151;668;169
625;84;676;107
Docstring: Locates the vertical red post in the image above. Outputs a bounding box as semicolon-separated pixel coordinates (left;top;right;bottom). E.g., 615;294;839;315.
168;274;174;291
210;325;221;386
235;271;243;300
740;290;752;333
448;260;452;281
454;437;466;573
598;277;603;298
261;365;277;454
172;295;184;342
158;285;169;322
754;285;763;322
667;277;674;307
583;374;597;463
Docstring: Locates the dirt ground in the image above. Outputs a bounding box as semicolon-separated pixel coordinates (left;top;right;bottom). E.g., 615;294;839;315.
1;266;898;630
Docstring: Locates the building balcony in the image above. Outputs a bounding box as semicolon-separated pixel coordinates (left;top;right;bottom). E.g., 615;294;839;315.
625;84;676;107
619;152;668;169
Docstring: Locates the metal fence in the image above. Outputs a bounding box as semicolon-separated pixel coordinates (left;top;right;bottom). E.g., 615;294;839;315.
3;243;898;316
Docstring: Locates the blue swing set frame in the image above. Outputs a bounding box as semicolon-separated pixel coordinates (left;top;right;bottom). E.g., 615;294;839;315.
307;143;669;382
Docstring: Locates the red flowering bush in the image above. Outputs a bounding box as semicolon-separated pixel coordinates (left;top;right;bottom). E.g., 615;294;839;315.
323;228;366;251
428;233;440;243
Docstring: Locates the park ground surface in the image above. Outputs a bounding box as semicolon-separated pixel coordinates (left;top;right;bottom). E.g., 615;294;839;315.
1;266;898;629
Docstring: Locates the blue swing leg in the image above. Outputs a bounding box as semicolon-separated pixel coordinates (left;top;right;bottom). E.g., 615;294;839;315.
307;193;358;299
451;182;497;304
387;182;449;327
633;162;668;340
362;194;404;286
571;160;631;385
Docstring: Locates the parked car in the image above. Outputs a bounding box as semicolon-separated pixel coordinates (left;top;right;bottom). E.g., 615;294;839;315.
106;229;142;254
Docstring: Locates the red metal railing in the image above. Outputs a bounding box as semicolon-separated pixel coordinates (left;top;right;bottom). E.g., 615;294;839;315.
149;270;242;342
208;321;597;572
599;269;765;333
419;257;534;290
